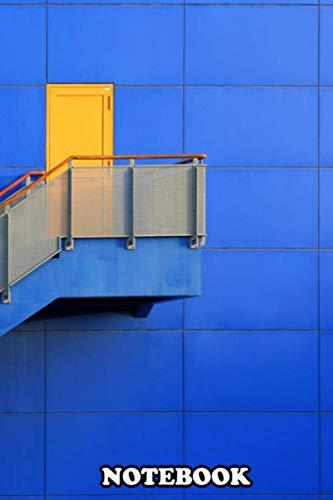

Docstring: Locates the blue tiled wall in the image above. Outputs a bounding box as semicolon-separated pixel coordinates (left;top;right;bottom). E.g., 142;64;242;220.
0;0;331;497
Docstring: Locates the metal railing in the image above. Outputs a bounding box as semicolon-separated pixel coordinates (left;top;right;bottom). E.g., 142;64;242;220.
0;154;206;303
0;171;44;201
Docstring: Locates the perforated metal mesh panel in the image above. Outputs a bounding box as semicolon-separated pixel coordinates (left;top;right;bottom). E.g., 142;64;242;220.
72;167;131;237
70;165;203;237
46;171;68;238
134;166;195;236
0;214;7;291
9;186;60;284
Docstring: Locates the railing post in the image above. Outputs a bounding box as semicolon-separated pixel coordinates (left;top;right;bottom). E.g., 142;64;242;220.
65;160;74;251
190;157;202;249
2;205;11;304
25;175;31;199
126;159;136;250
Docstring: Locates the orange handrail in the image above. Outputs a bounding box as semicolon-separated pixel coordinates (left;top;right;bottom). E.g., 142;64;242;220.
0;154;206;210
0;171;44;199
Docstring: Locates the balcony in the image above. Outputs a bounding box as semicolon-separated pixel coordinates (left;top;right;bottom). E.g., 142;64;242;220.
0;154;206;336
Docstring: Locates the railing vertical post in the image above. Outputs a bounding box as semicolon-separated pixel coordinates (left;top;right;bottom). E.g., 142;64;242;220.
126;159;136;250
25;175;31;199
190;157;201;249
2;205;11;304
65;160;74;251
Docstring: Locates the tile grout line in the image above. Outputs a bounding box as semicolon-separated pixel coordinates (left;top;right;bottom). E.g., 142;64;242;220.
317;1;322;494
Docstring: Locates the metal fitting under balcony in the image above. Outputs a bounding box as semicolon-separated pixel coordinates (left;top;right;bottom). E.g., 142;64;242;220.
0;154;206;324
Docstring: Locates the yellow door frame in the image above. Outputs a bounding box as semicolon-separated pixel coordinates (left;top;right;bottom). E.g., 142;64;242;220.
46;83;114;171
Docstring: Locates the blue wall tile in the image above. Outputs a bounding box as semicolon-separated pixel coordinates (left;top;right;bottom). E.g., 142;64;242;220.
186;6;317;85
320;7;333;84
320;169;333;246
0;0;45;2
320;89;333;166
321;414;333;493
207;168;318;248
115;87;182;156
49;497;182;500
0;332;44;412
185;413;319;494
48;6;183;85
51;0;179;5
185;250;318;329
0;87;45;168
47;331;182;411
0;415;44;494
47;413;182;494
185;87;318;167
0;6;45;84
0;496;42;500
185;331;318;411
321;332;333;411
320;252;333;329
184;497;314;500
187;0;316;6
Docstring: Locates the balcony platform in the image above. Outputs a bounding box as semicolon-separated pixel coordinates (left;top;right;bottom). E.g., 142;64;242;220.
0;154;205;336
0;237;201;336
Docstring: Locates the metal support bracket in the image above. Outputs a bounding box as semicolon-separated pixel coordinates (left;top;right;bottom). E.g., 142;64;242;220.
2;206;11;304
126;159;136;250
190;235;200;249
126;236;136;250
65;160;74;251
189;235;205;249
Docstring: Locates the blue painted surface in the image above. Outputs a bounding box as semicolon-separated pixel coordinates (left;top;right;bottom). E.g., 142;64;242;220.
0;0;330;496
321;414;333;493
185;87;318;166
185;331;318;411
185;249;318;329
0;415;44;494
185;413;319;493
0;87;45;167
207;168;318;247
320;89;333;166
320;168;333;246
0;6;45;84
48;498;182;500
320;251;333;329
185;6;318;85
320;332;333;411
320;7;333;84
184;497;317;500
48;6;183;84
47;413;183;494
47;331;182;411
0;332;44;411
115;87;183;156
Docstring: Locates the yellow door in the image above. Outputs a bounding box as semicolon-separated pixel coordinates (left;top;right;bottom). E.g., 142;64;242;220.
46;84;113;170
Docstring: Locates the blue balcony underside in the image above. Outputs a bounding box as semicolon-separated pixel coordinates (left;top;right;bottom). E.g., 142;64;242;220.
0;237;201;336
